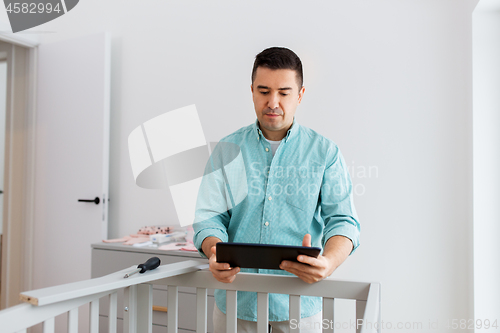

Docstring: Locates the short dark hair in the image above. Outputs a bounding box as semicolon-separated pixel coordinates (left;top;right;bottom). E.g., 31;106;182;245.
251;47;303;89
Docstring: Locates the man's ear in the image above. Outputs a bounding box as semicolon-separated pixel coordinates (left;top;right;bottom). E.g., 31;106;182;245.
298;86;305;104
251;84;254;93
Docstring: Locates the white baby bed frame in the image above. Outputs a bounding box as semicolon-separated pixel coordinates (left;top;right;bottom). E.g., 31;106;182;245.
0;260;381;333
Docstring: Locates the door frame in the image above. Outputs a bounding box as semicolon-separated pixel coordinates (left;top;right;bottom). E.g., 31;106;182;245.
0;33;38;309
472;0;500;322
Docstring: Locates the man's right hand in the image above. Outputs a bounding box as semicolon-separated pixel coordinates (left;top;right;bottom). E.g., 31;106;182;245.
201;237;240;283
208;245;240;283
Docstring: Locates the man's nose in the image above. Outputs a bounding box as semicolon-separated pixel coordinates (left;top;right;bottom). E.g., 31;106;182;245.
267;94;279;109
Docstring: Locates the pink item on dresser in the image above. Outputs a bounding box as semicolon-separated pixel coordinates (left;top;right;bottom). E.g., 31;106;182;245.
137;226;173;235
102;236;132;243
102;226;176;245
158;242;187;251
123;237;150;245
157;242;198;252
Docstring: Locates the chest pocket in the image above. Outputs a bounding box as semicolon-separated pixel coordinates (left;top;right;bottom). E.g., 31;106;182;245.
284;169;323;216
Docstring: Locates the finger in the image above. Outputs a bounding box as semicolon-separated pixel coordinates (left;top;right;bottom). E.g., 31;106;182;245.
209;262;234;274
302;234;312;247
212;261;233;270
216;267;240;277
280;261;312;274
280;260;325;279
281;265;300;276
211;245;217;256
213;267;240;281
280;266;315;283
297;254;319;266
209;257;239;273
282;265;321;284
209;256;232;270
221;273;238;284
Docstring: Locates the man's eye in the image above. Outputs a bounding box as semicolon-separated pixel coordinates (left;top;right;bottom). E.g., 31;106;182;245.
280;93;289;96
260;91;269;95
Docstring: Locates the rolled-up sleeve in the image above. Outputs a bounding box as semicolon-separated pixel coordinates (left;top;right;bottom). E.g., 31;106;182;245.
192;144;231;258
320;145;360;254
193;219;229;258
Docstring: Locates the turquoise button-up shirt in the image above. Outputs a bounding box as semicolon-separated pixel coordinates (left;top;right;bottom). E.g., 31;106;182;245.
193;119;360;322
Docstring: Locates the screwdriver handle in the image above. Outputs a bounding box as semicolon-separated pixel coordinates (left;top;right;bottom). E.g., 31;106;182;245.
137;257;161;273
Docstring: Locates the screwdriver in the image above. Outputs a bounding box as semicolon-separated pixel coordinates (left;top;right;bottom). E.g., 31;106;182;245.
124;257;161;278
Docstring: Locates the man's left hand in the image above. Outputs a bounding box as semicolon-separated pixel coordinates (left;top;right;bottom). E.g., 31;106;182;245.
279;234;352;284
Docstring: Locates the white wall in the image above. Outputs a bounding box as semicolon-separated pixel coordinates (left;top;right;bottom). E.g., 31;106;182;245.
473;0;500;327
28;0;477;330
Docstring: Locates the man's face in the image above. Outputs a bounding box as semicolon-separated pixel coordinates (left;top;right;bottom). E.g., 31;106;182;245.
251;67;305;140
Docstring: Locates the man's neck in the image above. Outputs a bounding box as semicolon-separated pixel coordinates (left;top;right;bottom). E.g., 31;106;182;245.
258;123;291;141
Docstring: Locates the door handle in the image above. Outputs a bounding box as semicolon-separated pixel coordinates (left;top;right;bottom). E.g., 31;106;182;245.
78;197;100;205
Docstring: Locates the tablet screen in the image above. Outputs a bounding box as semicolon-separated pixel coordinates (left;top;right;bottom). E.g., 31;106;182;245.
216;242;321;270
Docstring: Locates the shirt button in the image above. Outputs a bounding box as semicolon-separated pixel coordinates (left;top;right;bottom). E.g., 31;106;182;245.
265;222;269;226
268;196;272;201
265;148;269;152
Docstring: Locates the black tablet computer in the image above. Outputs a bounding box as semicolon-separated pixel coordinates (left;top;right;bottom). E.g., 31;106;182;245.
216;242;321;270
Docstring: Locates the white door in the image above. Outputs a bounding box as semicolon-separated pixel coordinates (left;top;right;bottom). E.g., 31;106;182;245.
0;60;6;238
32;32;110;293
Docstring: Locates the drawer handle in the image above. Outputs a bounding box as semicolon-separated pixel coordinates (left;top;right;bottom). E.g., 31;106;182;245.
153;305;168;313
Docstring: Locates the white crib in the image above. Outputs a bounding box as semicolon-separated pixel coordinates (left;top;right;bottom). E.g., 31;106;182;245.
0;260;381;333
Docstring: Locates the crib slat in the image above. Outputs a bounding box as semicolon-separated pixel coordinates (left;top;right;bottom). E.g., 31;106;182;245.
109;292;118;333
378;286;382;333
90;299;99;333
124;285;138;333
257;292;269;333
137;284;153;333
42;317;55;333
167;285;178;333
226;290;237;333
356;300;367;333
68;307;78;333
196;288;208;333
322;298;334;333
289;295;301;333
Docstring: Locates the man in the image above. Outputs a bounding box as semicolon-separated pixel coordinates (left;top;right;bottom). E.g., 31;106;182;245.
193;47;360;332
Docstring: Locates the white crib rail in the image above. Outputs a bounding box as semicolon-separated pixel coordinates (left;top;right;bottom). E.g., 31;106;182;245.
0;260;381;333
0;260;206;333
159;270;381;333
0;290;110;333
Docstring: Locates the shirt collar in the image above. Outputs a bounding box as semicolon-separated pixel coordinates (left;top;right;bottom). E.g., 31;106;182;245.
253;118;299;143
